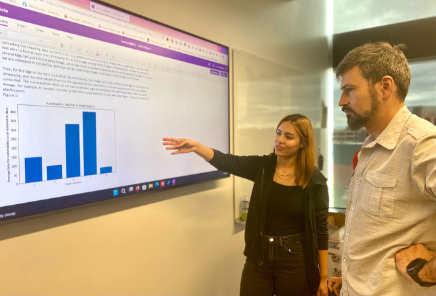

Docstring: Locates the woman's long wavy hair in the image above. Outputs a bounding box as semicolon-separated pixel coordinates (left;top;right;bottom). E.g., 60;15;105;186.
273;114;316;188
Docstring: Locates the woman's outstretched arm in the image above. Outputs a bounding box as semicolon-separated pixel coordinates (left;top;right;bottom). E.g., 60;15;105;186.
163;138;214;161
162;137;264;182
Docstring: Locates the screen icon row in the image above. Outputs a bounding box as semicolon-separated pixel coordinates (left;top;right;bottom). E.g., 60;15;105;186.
113;179;176;196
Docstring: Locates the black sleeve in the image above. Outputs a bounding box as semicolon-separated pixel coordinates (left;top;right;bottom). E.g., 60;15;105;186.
314;184;329;250
207;149;264;182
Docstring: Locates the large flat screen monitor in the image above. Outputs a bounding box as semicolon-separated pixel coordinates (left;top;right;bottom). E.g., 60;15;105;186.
0;0;230;221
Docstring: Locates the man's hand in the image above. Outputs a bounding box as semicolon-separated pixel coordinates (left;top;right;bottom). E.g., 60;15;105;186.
328;277;342;296
395;244;436;282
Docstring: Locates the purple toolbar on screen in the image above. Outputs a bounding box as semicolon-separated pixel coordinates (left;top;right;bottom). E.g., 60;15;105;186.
0;2;228;72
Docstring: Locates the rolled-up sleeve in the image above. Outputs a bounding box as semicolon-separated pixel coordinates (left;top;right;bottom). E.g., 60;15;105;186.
411;134;436;201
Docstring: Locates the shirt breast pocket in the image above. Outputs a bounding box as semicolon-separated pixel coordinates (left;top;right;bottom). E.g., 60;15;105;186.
362;171;397;216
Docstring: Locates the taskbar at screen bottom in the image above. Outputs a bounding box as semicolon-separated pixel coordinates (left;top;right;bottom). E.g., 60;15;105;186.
0;170;230;222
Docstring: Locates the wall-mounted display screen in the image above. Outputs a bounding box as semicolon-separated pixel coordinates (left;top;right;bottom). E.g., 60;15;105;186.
0;0;230;221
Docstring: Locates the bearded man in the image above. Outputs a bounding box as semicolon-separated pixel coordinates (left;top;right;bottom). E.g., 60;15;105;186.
328;42;436;296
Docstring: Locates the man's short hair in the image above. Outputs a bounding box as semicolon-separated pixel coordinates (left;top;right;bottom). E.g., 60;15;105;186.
335;42;411;101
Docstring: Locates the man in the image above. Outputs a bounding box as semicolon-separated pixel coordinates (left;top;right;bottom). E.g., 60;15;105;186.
327;42;436;295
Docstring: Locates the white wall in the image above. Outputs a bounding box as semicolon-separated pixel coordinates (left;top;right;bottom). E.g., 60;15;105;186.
0;0;328;295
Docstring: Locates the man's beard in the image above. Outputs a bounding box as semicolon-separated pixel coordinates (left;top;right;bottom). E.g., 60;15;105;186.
343;87;380;131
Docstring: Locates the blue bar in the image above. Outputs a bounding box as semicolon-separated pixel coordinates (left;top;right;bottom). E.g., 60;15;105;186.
100;167;112;174
83;112;97;176
47;165;62;180
66;124;80;178
25;157;42;183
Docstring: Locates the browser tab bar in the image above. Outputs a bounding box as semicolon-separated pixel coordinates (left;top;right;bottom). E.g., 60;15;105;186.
90;1;130;22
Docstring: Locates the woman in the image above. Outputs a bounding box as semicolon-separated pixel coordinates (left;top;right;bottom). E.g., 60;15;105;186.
163;114;329;296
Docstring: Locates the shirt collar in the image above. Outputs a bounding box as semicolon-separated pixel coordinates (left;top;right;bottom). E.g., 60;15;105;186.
365;106;411;150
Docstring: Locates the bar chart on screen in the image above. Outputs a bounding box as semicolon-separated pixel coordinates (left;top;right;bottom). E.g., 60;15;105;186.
17;105;116;184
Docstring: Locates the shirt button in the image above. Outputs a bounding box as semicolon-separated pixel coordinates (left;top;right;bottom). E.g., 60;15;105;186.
356;179;360;183
344;258;347;262
409;128;414;131
351;206;354;211
346;232;348;236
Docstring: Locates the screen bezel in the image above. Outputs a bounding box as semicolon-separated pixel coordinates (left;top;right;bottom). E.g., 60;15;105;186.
0;0;231;222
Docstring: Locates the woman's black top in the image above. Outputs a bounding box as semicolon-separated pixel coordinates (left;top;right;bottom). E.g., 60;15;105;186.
264;182;304;236
208;150;329;295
